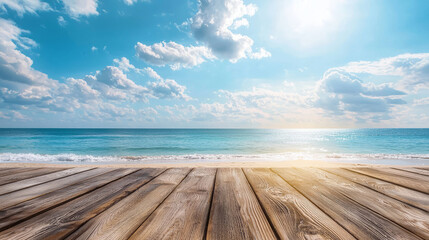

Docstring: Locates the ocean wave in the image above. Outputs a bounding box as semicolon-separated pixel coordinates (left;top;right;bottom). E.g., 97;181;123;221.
0;152;429;164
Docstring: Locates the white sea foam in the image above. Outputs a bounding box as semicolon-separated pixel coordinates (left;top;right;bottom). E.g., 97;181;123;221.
0;152;428;165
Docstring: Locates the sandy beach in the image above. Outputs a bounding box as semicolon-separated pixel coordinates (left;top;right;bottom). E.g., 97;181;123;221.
0;160;409;169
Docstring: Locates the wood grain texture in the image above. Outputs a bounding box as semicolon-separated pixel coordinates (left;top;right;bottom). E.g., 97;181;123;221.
0;166;428;240
0;168;164;240
308;168;429;239
0;168;16;174
415;166;429;170
129;168;216;240
0;168;65;187
66;168;190;240
0;167;91;196
273;168;421;240
243;168;355;240
324;168;429;212
0;168;38;177
0;168;138;231
0;168;111;210
393;167;429;177
349;167;429;194
207;168;277;240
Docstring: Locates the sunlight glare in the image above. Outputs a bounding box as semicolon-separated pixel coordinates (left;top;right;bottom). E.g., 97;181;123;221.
275;0;345;49
290;0;335;31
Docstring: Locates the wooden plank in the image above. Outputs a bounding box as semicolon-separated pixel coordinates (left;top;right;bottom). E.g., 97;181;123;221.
349;167;429;194
67;168;191;240
0;168;30;177
0;168;16;173
0;168;43;177
243;168;355;240
0;168;138;231
0;167;40;174
207;168;276;240
129;168;215;240
415;166;429;171
306;168;429;239
0;168;66;187
324;168;429;212
0;168;165;239
0;168;112;210
393;167;429;177
273;168;421;240
0;168;91;195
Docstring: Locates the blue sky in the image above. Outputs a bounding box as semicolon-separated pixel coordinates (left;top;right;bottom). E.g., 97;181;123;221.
0;0;428;128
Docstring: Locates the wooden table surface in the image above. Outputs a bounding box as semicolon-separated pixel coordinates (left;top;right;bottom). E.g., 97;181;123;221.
0;166;428;240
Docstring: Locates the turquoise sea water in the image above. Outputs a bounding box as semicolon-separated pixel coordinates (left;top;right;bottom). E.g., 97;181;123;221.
0;128;428;165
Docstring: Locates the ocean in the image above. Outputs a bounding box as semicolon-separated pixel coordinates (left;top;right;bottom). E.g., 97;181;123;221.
0;128;428;165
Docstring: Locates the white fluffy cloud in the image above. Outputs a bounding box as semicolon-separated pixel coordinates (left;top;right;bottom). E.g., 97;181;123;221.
135;0;270;69
61;0;98;18
65;77;100;100
143;67;162;80
135;41;214;70
338;53;429;90
57;16;67;26
250;48;271;59
113;57;189;99
82;64;190;101
94;66;145;91
314;70;406;118
0;0;98;18
113;57;135;72
191;0;269;62
0;18;58;89
113;57;162;80
231;18;249;29
0;86;78;112
148;79;189;100
123;0;149;6
0;0;51;15
0;0;99;18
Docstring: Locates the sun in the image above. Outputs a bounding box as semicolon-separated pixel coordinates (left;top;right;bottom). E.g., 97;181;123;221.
290;0;335;31
274;0;345;48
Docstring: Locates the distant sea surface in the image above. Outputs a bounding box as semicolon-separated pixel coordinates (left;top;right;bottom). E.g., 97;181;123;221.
0;128;428;165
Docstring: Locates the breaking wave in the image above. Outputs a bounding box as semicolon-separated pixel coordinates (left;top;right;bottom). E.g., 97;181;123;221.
1;152;428;165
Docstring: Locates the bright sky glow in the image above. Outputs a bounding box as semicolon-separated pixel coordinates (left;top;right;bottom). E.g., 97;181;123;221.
290;0;335;30
274;0;347;49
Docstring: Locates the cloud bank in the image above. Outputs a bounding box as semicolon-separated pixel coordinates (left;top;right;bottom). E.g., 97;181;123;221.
157;54;426;126
314;70;406;118
338;53;429;90
0;18;189;121
1;15;427;127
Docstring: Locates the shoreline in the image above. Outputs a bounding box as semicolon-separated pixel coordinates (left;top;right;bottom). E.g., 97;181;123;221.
1;152;428;166
0;160;426;168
